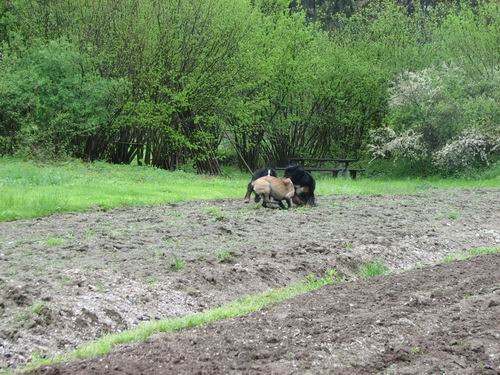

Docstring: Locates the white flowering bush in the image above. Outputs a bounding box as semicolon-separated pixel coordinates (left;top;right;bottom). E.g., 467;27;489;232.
386;65;467;150
373;63;500;174
367;127;396;161
433;129;499;174
389;68;442;109
368;127;427;163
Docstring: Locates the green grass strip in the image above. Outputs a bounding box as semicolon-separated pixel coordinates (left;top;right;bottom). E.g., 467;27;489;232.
1;157;499;221
16;269;341;373
442;246;500;263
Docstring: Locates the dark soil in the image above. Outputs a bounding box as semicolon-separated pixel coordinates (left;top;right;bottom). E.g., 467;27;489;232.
0;189;499;369
32;254;500;374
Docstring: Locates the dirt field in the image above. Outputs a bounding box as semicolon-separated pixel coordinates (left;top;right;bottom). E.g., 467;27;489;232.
1;188;499;370
31;254;500;375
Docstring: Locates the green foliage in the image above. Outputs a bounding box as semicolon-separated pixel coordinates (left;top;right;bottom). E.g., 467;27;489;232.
45;237;64;247
439;3;500;82
215;249;234;263
1;0;499;176
365;3;500;176
31;301;46;315
358;260;389;279
170;256;185;272
0;40;129;158
371;63;499;175
15;311;30;322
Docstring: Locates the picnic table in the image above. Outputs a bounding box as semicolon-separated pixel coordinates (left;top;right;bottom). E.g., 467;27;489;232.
277;157;365;179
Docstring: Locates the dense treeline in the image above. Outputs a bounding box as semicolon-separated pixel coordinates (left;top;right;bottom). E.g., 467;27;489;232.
0;0;498;175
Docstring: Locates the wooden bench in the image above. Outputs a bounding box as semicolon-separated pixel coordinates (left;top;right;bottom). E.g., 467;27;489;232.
277;157;365;179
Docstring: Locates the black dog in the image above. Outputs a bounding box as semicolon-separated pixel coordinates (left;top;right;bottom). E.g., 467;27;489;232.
284;165;316;206
244;167;277;203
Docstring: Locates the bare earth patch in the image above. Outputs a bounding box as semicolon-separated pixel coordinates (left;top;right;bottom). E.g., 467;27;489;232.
31;254;500;374
0;188;499;369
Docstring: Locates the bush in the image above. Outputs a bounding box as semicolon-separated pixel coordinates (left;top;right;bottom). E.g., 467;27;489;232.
434;129;499;175
0;39;129;158
371;62;500;175
368;127;428;163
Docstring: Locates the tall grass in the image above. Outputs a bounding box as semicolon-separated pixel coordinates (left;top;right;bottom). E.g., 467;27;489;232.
0;158;498;221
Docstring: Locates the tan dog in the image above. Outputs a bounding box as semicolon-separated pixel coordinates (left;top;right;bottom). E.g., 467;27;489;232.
251;176;295;209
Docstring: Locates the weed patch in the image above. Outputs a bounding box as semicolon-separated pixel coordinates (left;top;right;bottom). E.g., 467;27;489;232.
15;311;30;322
44;237;64;247
215;249;234;263
343;241;353;250
204;206;225;220
31;302;46;316
170;256;185;272
358;261;389;279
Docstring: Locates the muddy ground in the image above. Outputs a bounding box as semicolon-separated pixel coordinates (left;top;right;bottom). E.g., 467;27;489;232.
32;254;500;375
0;189;499;369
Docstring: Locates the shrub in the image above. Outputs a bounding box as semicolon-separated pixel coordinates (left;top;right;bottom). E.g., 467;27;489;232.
434;129;499;174
368;127;428;163
371;62;500;175
0;39;129;158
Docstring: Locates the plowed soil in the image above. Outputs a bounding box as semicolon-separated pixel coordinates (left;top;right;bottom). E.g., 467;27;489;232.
32;254;500;375
1;188;499;370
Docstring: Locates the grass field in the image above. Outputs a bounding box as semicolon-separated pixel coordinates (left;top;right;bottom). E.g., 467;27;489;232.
1;158;499;221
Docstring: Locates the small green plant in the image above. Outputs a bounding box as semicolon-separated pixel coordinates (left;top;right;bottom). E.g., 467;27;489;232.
170;256;185;271
410;346;422;355
45;237;64;247
31;301;46;315
343;241;353;250
204;206;225;220
60;275;72;285
239;203;260;212
15;311;30;322
166;210;183;218
305;273;317;284
435;210;461;221
94;280;105;293
306;268;343;287
146;276;157;287
358;260;389;279
215;249;233;263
